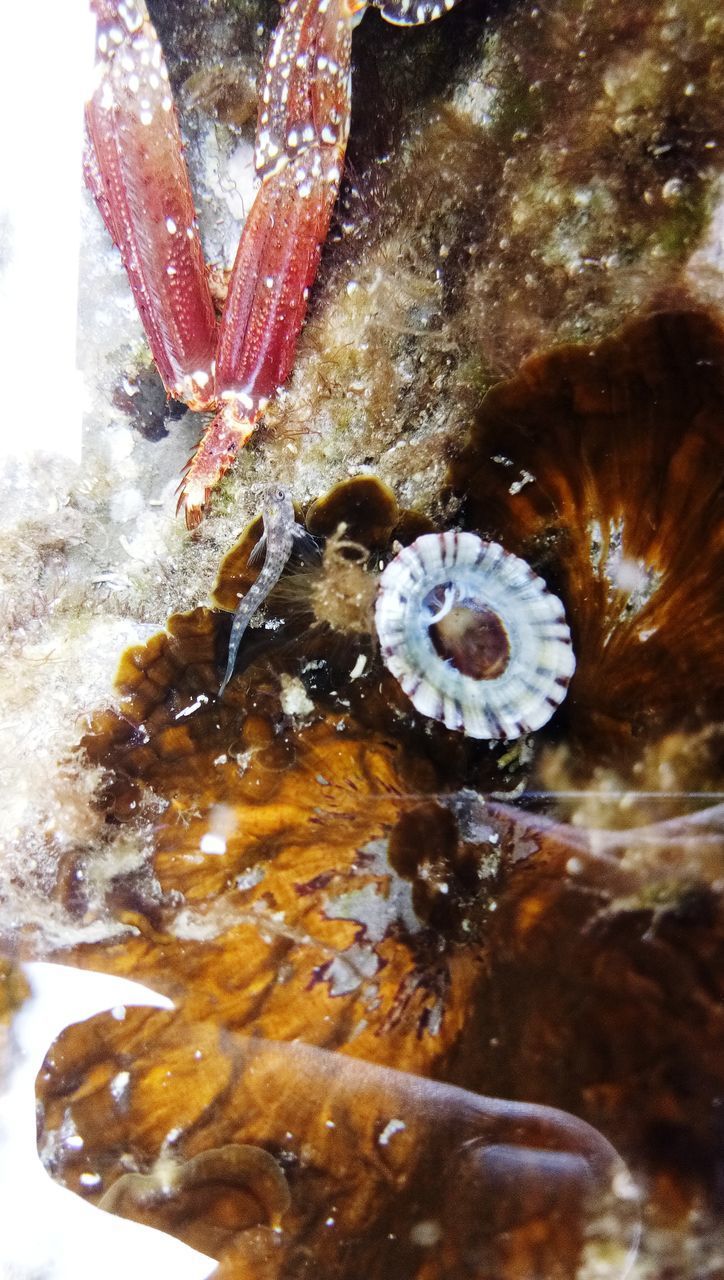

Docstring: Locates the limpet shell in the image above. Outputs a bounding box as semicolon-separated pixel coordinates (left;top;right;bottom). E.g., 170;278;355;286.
375;531;575;740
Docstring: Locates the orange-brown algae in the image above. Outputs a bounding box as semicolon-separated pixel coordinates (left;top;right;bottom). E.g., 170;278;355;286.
99;1142;291;1250
69;625;724;1202
56;636;713;1247
388;801;482;932
304;476;399;547
449;309;724;768
38;1010;639;1280
25;441;722;1278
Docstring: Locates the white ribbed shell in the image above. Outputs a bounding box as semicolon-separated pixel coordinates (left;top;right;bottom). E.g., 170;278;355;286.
375;531;575;740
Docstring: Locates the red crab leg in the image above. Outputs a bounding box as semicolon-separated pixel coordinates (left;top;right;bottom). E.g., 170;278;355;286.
86;0;217;412
177;0;361;526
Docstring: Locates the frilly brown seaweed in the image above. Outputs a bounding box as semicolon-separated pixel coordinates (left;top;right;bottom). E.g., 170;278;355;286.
27;335;724;1274
49;674;724;1224
449;310;724;762
38;1013;639;1279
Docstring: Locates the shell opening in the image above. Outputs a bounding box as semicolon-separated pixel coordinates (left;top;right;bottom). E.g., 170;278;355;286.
426;588;512;681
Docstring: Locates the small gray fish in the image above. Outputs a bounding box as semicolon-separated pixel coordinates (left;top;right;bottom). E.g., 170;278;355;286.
219;487;315;695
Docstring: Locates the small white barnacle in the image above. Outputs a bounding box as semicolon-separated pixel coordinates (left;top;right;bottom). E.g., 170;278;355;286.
374;531;575;740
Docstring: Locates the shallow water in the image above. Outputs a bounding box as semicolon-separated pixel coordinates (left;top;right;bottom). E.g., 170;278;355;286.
1;0;723;1276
